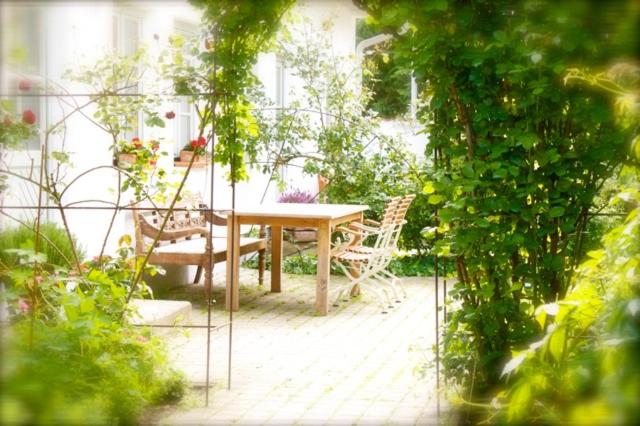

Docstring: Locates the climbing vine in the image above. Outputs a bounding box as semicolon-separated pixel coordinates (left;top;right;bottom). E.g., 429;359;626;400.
190;0;295;181
358;0;638;396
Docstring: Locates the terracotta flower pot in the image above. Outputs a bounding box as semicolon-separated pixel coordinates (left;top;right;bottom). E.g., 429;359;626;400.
284;227;317;243
118;153;137;168
180;150;207;164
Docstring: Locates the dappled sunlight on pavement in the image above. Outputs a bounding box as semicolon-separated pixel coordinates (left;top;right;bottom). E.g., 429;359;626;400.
150;269;441;425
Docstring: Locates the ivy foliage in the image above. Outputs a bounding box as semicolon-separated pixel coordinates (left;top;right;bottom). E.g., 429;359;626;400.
492;64;640;425
190;0;295;181
0;235;184;424
359;0;637;393
357;19;411;119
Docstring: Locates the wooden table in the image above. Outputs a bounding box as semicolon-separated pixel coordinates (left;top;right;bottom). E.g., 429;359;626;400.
225;203;368;315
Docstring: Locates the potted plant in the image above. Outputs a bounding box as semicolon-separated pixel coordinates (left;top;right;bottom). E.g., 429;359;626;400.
117;137;159;169
179;136;208;163
278;189;318;243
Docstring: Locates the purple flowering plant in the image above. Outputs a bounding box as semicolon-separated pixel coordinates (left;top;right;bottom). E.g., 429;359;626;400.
277;189;317;203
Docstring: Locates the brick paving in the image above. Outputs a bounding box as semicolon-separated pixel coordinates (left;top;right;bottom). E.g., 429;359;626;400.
150;268;442;425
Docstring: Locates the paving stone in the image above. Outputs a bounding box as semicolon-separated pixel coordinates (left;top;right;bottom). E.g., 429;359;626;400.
148;272;444;425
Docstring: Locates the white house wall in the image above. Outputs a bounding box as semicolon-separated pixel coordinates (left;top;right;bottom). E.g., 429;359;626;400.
2;0;366;259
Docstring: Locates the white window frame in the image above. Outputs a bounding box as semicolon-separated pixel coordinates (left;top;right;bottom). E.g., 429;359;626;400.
0;5;47;222
112;12;143;141
172;22;198;158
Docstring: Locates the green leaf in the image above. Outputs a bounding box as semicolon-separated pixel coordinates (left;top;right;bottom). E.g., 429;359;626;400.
423;181;436;194
549;206;565;218
51;151;70;164
548;326;566;362
428;194;445;205
502;353;526;377
461;164;474;178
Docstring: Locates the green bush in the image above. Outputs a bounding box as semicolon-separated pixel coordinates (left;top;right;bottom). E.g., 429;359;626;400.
1;321;186;425
362;0;637;396
492;168;639;424
1;242;185;425
0;223;82;272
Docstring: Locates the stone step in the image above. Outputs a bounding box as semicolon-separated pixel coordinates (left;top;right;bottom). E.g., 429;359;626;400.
129;299;192;333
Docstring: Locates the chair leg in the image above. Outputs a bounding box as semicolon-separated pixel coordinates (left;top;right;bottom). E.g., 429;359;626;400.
258;249;265;286
258;226;266;286
194;265;203;284
204;262;214;301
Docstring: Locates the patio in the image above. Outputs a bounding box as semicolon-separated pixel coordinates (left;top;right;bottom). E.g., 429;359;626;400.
148;267;441;425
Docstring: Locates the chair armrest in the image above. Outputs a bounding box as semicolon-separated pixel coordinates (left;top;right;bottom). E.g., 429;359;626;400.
331;226;360;255
348;222;383;235
198;203;227;226
364;219;380;226
137;214;210;241
334;226;361;237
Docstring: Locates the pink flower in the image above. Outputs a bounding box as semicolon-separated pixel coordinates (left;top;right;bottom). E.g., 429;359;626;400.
165;111;175;119
18;79;32;91
22;109;36;125
18;298;30;313
34;275;43;284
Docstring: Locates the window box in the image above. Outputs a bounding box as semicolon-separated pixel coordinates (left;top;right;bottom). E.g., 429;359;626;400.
179;150;208;164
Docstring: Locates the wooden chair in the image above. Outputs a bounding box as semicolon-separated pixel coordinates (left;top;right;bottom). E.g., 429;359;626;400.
133;203;267;298
331;194;415;311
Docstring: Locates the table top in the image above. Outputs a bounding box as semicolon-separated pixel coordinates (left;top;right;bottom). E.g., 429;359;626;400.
225;203;368;220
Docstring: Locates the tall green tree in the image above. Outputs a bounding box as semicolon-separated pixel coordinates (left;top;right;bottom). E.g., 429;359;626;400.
357;0;638;394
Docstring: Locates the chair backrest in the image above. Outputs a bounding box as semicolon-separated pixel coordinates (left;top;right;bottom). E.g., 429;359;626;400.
379;196;402;228
132;203;209;255
393;194;415;225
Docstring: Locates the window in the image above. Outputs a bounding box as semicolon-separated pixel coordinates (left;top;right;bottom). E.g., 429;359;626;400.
112;13;142;141
0;5;45;221
173;22;197;158
275;55;286;111
175;96;194;157
275;54;287;180
2;6;44;151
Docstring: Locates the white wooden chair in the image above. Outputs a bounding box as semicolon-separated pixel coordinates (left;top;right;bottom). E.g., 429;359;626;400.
331;197;401;312
330;195;415;312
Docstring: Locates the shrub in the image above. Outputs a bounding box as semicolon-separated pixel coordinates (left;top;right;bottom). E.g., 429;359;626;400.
0;222;82;272
361;0;636;395
0;241;185;424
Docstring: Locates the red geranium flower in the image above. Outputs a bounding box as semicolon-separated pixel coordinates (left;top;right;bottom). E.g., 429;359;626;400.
18;79;32;91
18;298;30;313
198;136;206;146
22;109;36;125
190;140;197;149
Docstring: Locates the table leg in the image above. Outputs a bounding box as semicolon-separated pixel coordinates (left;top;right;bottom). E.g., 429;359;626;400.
271;225;282;293
349;212;364;297
226;214;241;311
316;221;330;315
